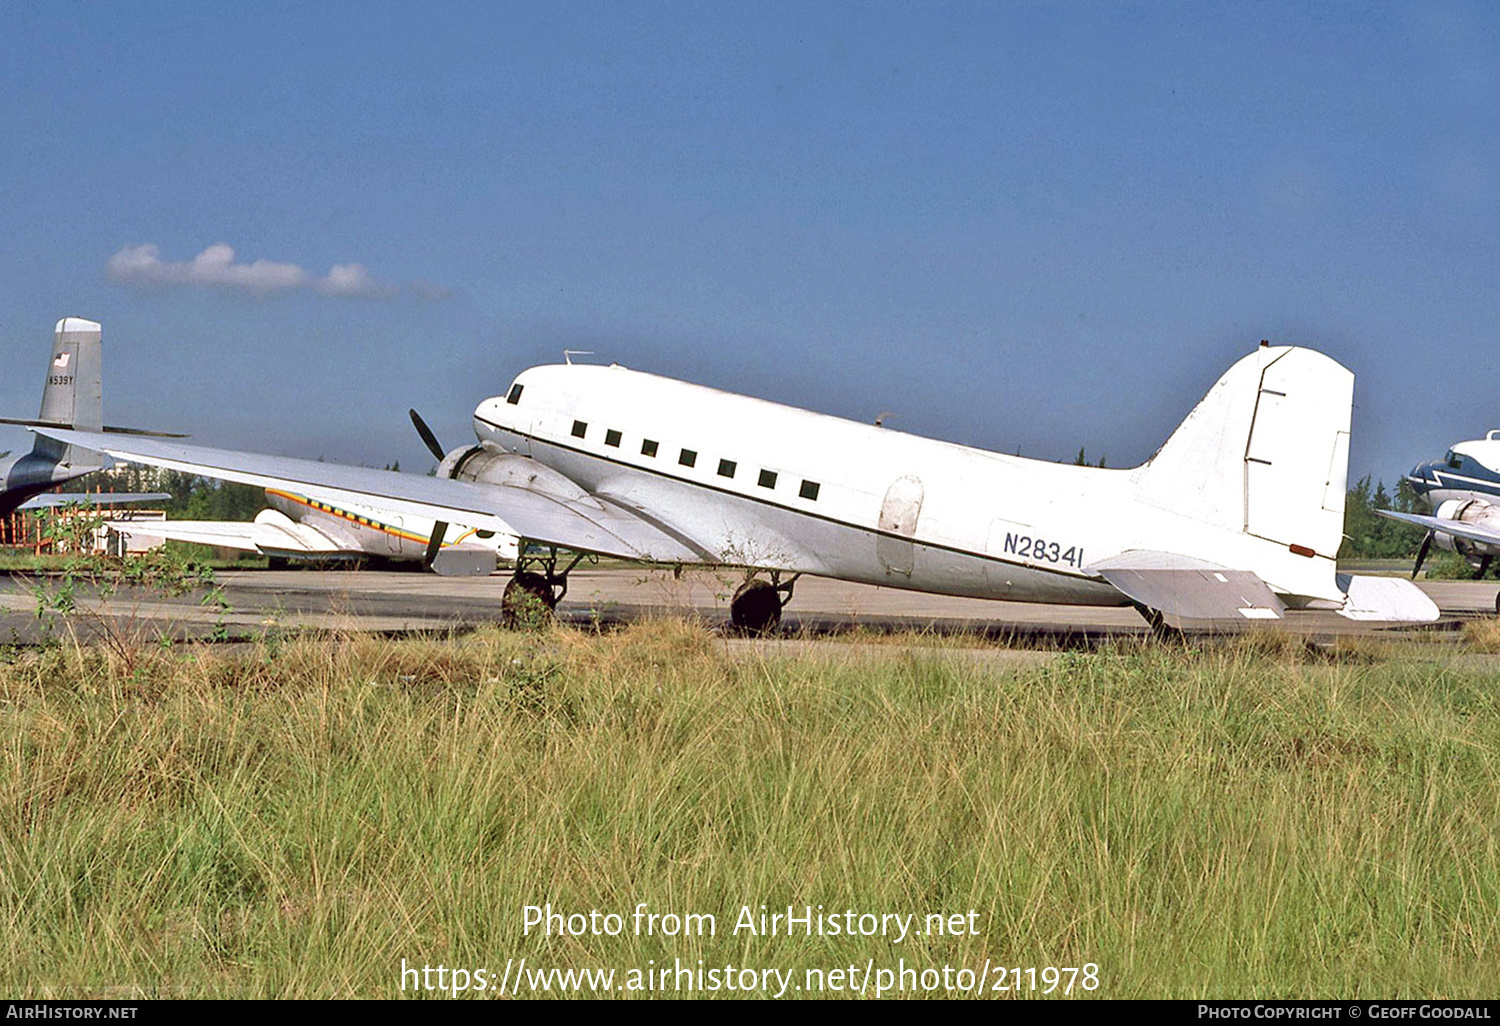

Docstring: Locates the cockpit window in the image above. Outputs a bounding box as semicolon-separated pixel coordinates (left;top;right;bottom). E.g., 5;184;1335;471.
507;383;524;405
1447;450;1462;469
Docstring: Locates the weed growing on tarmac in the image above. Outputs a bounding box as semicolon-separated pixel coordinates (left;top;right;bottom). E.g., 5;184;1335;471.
28;509;229;661
0;622;1495;998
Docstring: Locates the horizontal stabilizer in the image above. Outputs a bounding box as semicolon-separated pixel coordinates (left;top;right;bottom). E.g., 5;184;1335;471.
1336;574;1440;622
1089;551;1285;621
0;418;187;437
20;492;170;510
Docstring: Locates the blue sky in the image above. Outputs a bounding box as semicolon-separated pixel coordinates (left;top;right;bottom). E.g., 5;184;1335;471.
2;2;1497;486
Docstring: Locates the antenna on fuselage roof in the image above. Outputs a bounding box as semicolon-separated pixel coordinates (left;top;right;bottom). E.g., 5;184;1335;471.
563;350;595;365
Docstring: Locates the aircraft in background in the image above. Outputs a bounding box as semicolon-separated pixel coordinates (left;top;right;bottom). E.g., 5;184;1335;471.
104;485;516;575
0;318;172;516
36;336;1440;631
1376;433;1500;603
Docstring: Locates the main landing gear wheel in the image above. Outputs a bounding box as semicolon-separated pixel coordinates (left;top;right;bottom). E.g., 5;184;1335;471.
500;547;592;629
730;572;800;635
502;572;558;629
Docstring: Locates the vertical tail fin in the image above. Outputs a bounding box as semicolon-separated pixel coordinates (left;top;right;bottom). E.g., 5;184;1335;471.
1131;345;1352;561
39;317;103;430
32;317;105;470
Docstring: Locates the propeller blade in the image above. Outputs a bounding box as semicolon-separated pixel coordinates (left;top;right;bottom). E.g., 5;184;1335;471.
1478;555;1493;580
1412;532;1434;580
423;521;449;570
409;408;445;462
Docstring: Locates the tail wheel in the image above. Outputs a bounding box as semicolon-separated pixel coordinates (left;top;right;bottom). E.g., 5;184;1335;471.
730;579;783;634
502;571;557;629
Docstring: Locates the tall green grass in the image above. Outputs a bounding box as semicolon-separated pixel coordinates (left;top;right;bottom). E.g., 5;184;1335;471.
0;623;1495;998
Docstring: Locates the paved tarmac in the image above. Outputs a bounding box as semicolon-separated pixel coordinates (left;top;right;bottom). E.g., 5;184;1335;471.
0;566;1492;645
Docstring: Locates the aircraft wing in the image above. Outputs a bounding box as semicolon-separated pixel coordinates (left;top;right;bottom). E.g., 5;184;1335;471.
33;428;711;564
1375;508;1500;548
19;492;172;510
105;510;351;556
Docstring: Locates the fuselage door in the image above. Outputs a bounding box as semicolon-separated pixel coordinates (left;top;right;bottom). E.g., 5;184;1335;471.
877;475;924;576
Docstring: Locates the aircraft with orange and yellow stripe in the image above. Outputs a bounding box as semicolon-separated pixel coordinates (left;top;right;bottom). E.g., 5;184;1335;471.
106;486;517;575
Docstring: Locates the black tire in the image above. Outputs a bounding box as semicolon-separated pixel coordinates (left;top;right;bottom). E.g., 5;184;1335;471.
503;571;557;629
730;579;783;634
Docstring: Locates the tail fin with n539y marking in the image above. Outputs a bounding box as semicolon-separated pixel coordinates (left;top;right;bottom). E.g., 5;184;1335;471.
0;319;182;518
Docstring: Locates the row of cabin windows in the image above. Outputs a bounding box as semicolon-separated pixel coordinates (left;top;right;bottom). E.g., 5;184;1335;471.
567;419;820;501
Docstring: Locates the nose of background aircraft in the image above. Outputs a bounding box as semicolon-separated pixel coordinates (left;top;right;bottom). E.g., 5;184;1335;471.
1406;461;1439;494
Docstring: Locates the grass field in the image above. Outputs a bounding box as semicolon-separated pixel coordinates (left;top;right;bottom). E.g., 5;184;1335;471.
1;620;1496;998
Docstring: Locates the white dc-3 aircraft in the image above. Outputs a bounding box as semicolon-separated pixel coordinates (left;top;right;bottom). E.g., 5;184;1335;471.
35;337;1439;630
1377;433;1500;608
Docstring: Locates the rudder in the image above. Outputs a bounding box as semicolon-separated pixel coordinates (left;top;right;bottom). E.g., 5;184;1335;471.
1131;345;1352;561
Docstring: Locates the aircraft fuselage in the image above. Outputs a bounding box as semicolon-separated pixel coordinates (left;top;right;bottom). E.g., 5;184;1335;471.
467;362;1341;608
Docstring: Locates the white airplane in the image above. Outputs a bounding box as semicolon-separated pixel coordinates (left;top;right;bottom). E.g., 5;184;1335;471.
104;484;516;575
34;339;1439;630
1376;433;1500;600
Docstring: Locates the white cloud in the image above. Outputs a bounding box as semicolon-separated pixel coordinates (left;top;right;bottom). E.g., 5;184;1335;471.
105;243;438;300
316;262;395;298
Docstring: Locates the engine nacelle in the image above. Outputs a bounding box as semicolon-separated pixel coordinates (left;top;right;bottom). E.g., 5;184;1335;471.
1431;499;1500;560
436;445;591;504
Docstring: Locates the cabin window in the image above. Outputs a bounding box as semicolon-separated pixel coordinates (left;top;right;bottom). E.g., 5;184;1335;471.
641;439;659;457
758;469;777;489
799;480;820;501
679;448;697;468
1447;451;1462;469
605;429;622;448
572;420;587;439
718;459;736;479
506;383;523;405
